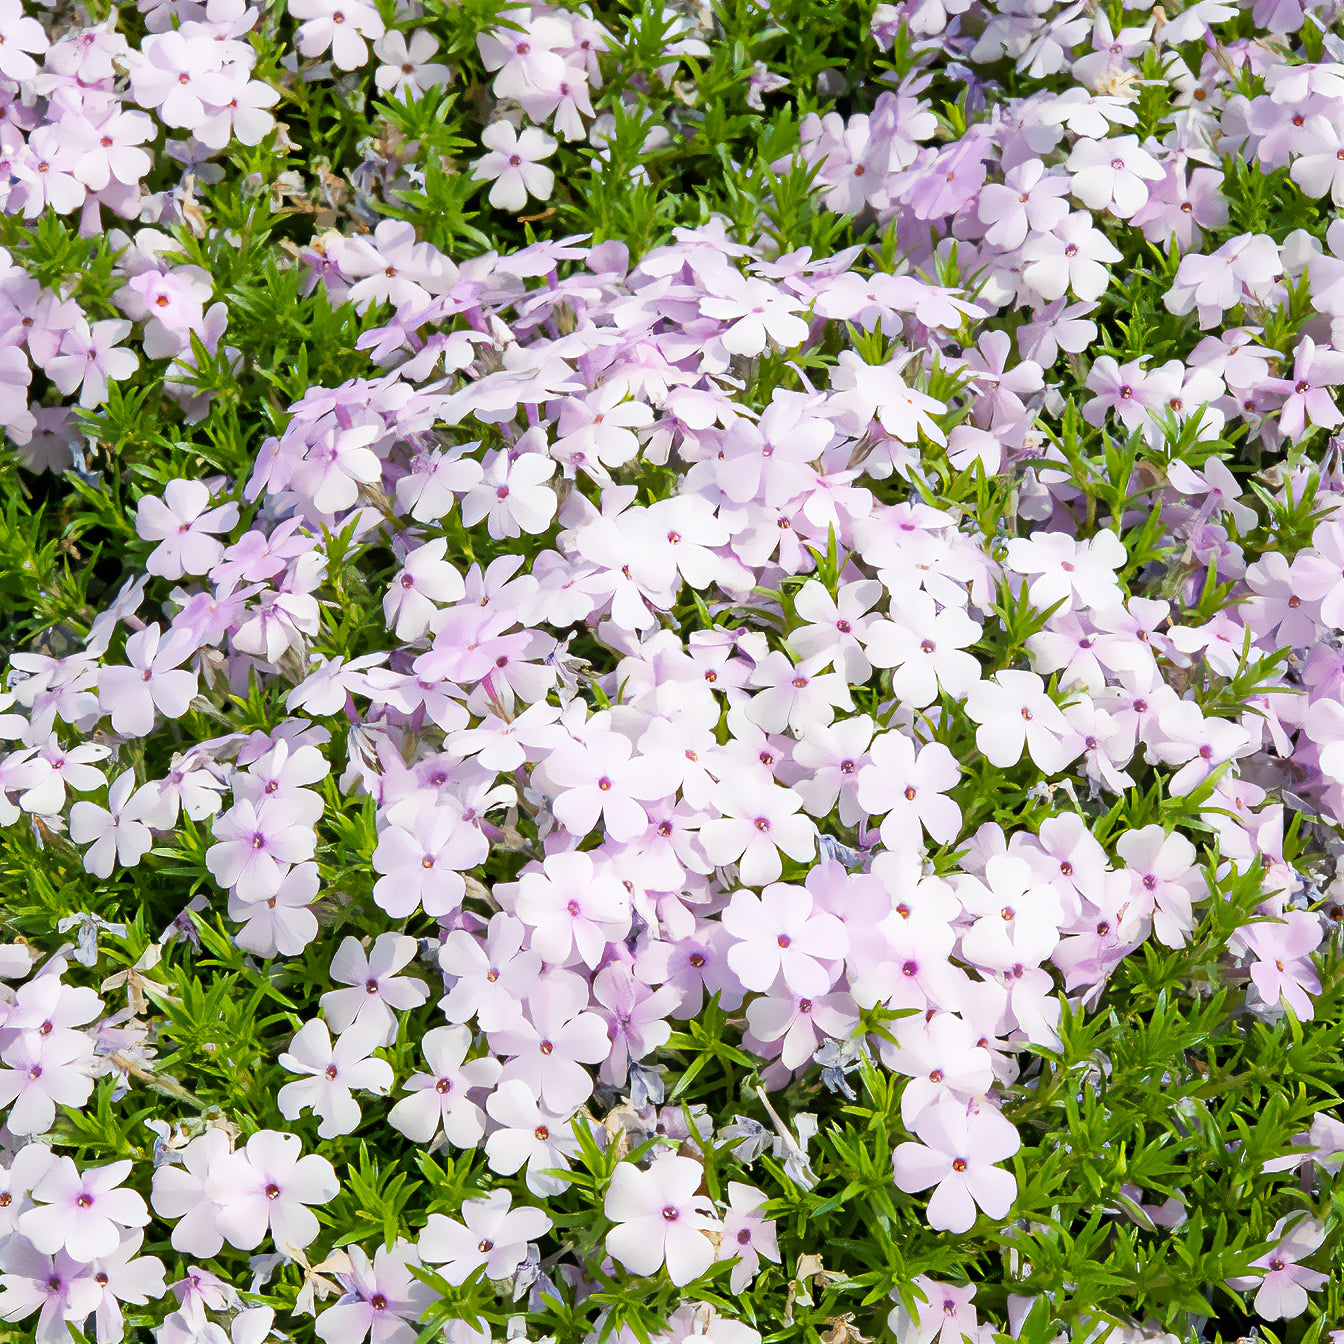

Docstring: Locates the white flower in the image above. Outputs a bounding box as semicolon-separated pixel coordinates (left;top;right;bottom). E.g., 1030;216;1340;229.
471;122;556;212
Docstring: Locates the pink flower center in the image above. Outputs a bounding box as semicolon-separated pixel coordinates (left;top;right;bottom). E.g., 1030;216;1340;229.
265;1184;281;1200
76;1194;93;1209
662;1206;680;1221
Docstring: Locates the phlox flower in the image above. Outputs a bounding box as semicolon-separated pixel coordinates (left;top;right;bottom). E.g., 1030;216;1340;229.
383;538;465;641
484;1079;583;1197
887;1275;980;1344
151;1127;233;1259
371;799;484;918
604;1155;720;1286
0;1028;95;1138
863;591;981;708
1226;1216;1327;1320
964;670;1082;774
20;1157;149;1264
888;1013;993;1128
387;1024;502;1146
1235;912;1323;1020
0;0;48;82
510;850;632;967
592;960;682;1085
856;733;962;850
700;775;816;887
69;770;158;879
491;974;609;1113
891;1099;1021;1233
701;274;810;356
472;123;557;212
0;1240;102;1344
290;0;385;68
1005;529;1126;613
232;859;322;958
374;30;451;100
1065;135;1164;218
277;1019;394;1138
205;1130;339;1253
320;933;431;1044
1020;211;1121;303
206;795;317;903
96;624;198;737
460;449;558;538
715;1183;780;1293
721;883;847;996
316;1242;437;1344
418;1190;552;1285
438;914;540;1033
85;1231;167;1344
135;479;240;580
745;984;855;1070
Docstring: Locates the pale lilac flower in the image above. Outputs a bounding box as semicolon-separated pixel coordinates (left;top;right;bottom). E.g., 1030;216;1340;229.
371;800;484;918
96;624;198;737
21;1158;149;1264
722;883;846;996
1021;211;1121;303
69;771;157;879
1226;1217;1327;1320
700;775;816;886
206;796;317;902
320;934;430;1044
484;1078;582;1197
383;538;465;641
510;850;631;968
418;1190;551;1284
715;1183;780;1293
701;274;810;356
277;1020;394;1139
290;0;385;68
604;1156;719;1286
964;671;1082;774
492;979;609;1114
387;1024;502;1146
864;591;981;707
233;860;322;958
206;1130;339;1252
0;1240;101;1344
592;960;681;1085
472;123;557;212
374;30;451;100
0;1030;95;1137
887;1275;980;1344
1065;135;1165;218
86;1230;167;1344
151;1128;233;1259
892;1099;1020;1233
316;1243;437;1344
856;733;962;849
438;915;540;1033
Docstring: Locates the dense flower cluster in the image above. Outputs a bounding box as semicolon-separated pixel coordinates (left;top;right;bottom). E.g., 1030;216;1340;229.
1;0;1344;1342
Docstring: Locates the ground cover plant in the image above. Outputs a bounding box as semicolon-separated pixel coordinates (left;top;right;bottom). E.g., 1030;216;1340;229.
2;0;1344;1340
